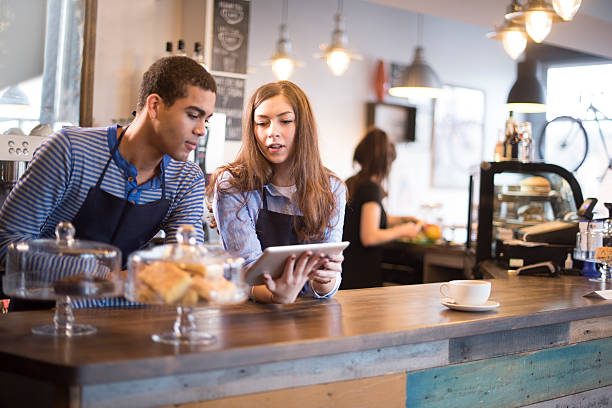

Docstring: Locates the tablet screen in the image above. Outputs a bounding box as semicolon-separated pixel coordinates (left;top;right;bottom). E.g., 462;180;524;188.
244;242;350;286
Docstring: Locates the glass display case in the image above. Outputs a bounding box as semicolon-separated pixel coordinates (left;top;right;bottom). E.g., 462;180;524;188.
467;161;583;265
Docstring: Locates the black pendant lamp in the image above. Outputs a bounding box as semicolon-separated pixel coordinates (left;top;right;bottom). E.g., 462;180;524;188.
506;59;546;113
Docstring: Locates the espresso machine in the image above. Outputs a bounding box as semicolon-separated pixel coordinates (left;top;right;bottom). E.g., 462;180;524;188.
0;133;45;206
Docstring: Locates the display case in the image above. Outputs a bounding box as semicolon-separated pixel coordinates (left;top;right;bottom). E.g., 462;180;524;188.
467;161;583;265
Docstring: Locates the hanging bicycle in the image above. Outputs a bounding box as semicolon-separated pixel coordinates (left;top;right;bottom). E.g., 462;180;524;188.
538;104;611;178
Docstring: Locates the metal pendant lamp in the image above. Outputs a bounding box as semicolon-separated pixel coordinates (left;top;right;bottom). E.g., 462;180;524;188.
270;0;298;80
316;0;361;76
388;14;443;99
552;0;581;21
487;1;529;60
506;59;546;113
505;0;563;44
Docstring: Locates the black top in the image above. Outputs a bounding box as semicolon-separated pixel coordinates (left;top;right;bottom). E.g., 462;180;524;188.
341;177;387;289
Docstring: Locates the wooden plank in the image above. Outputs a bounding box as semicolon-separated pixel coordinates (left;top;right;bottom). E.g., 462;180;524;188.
521;384;612;407
164;373;407;408
78;341;447;407
0;276;611;386
570;316;612;343
449;323;569;363
405;337;612;408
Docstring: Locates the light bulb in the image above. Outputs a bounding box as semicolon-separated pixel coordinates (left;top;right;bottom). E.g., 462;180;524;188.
525;11;552;43
552;0;581;21
502;30;527;60
505;103;547;113
272;57;294;80
326;49;350;76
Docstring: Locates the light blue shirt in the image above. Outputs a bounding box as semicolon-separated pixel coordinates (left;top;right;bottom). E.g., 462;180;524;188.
212;171;346;299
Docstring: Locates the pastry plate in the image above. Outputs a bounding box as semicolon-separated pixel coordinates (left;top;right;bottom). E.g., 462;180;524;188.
440;298;500;312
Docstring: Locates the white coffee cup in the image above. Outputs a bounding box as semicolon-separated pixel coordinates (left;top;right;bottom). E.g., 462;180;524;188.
440;280;491;306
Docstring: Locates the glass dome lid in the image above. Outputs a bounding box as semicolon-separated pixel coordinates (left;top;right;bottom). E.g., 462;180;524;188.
2;221;122;337
125;225;247;345
4;221;122;300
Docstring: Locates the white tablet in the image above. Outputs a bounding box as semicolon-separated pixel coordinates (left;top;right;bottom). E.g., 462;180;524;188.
244;242;350;286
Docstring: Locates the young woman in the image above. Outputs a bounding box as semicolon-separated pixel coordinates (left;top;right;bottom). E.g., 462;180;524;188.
208;81;346;304
341;127;422;289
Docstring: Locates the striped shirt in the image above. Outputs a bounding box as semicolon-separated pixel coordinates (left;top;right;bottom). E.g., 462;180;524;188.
0;125;206;307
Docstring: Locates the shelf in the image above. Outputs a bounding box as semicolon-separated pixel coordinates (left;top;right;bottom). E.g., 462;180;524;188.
493;219;546;228
497;191;559;202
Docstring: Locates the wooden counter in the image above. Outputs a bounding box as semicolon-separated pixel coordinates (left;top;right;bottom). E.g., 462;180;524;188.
1;276;611;407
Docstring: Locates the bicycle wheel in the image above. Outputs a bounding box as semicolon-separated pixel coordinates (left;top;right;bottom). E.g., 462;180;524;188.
538;116;588;172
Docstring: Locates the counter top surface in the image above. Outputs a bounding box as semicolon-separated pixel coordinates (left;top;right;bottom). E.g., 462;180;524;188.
0;276;610;385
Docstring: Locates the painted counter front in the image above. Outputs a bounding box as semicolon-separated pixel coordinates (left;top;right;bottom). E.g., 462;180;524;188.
0;276;611;407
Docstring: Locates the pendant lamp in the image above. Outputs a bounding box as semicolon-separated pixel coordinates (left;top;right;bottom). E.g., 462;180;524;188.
388;14;443;99
506;59;546;113
552;0;581;21
506;0;562;44
316;0;361;76
487;1;528;60
270;0;298;80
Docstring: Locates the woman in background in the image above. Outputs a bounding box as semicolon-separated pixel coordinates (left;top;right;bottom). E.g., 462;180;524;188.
341;127;422;289
208;81;346;304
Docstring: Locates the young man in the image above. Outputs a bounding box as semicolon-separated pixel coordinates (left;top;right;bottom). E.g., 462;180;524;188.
0;56;216;308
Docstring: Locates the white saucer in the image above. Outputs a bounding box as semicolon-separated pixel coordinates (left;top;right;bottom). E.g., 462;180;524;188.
440;298;500;312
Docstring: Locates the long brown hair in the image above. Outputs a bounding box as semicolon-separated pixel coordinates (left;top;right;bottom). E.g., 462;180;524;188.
207;81;342;242
347;127;396;199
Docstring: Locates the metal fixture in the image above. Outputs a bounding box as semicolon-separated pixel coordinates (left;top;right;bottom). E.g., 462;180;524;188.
388;14;443;99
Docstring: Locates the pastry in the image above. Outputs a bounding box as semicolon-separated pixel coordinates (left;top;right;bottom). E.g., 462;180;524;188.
180;289;199;306
137;285;160;303
517;204;545;222
520;176;551;194
179;262;224;279
138;261;192;304
192;276;237;303
595;246;612;262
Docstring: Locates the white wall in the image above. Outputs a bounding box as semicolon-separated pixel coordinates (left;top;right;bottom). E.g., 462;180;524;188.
92;0;183;125
92;0;517;227
244;0;515;225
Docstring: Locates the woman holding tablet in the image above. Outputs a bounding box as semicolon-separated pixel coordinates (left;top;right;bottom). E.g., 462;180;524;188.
341;127;422;289
208;81;346;304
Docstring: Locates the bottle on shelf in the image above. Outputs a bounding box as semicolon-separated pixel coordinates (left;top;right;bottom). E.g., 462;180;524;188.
176;39;187;56
503;111;520;160
192;42;208;71
518;121;533;162
164;41;173;57
494;129;504;162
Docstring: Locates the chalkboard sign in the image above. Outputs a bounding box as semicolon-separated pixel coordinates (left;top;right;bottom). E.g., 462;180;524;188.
212;0;250;74
213;75;245;141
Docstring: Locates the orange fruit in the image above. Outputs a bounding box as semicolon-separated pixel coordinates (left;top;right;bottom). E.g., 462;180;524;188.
424;225;442;241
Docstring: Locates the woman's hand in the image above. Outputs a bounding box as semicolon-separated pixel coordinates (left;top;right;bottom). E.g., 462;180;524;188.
396;221;423;240
310;253;342;296
262;251;325;304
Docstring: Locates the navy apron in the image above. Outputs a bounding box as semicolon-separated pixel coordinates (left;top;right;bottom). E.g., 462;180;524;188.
72;126;170;265
255;187;300;250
